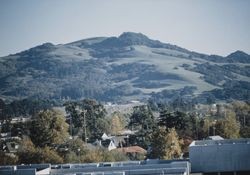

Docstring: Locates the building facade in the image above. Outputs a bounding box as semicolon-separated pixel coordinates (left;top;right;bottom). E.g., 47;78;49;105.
189;138;250;175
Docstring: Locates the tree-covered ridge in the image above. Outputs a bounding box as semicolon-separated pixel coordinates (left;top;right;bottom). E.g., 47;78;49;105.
0;98;249;164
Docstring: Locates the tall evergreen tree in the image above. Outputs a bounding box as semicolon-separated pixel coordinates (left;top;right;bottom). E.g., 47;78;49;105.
128;105;156;148
30;109;69;147
158;109;188;131
128;105;156;132
64;99;109;142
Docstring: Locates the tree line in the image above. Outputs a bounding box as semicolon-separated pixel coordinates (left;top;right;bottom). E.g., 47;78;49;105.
0;98;249;165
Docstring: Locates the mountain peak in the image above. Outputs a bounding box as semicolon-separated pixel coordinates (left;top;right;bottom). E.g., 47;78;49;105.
118;32;152;46
226;50;250;63
119;32;149;40
227;50;249;58
92;32;161;49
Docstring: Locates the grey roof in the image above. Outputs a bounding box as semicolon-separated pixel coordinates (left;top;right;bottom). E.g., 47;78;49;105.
190;138;250;146
0;160;190;175
208;135;224;140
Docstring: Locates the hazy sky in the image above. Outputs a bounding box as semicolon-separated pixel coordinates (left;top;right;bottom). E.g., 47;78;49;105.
0;0;250;57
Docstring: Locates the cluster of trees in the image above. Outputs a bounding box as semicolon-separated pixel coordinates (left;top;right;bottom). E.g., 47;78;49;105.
0;98;54;135
0;98;249;165
64;99;110;142
0;98;53;119
190;63;250;102
127;105;184;159
128;101;250;159
0;99;130;165
231;101;250;138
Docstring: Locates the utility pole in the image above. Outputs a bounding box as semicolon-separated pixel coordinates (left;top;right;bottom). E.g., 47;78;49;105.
83;110;87;143
70;116;73;138
213;120;217;136
244;115;246;127
208;125;210;136
213;126;215;136
77;148;81;163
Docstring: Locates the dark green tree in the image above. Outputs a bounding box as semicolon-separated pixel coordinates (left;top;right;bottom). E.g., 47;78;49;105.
0;98;5;121
128;105;156;132
158;109;188;132
3;99;52;118
128;105;156;148
30;109;69;147
79;99;109;141
240;126;250;138
64;99;109;142
185;113;200;139
64;101;79;136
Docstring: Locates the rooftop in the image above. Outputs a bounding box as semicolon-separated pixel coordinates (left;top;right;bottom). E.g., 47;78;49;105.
190;138;250;146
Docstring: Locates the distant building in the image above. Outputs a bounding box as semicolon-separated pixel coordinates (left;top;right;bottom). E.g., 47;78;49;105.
101;139;117;151
92;133;127;151
119;129;137;136
116;146;147;155
189;138;250;175
3;142;19;153
0;132;21;141
208;135;224;140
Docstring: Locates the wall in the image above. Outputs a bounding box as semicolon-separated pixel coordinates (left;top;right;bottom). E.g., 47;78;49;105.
190;141;250;173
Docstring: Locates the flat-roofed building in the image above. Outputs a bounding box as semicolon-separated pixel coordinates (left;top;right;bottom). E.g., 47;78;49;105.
50;160;190;175
0;164;51;175
189;138;250;175
0;160;190;175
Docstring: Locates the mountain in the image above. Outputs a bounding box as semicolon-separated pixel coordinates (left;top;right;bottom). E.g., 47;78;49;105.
0;32;249;103
226;50;250;63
